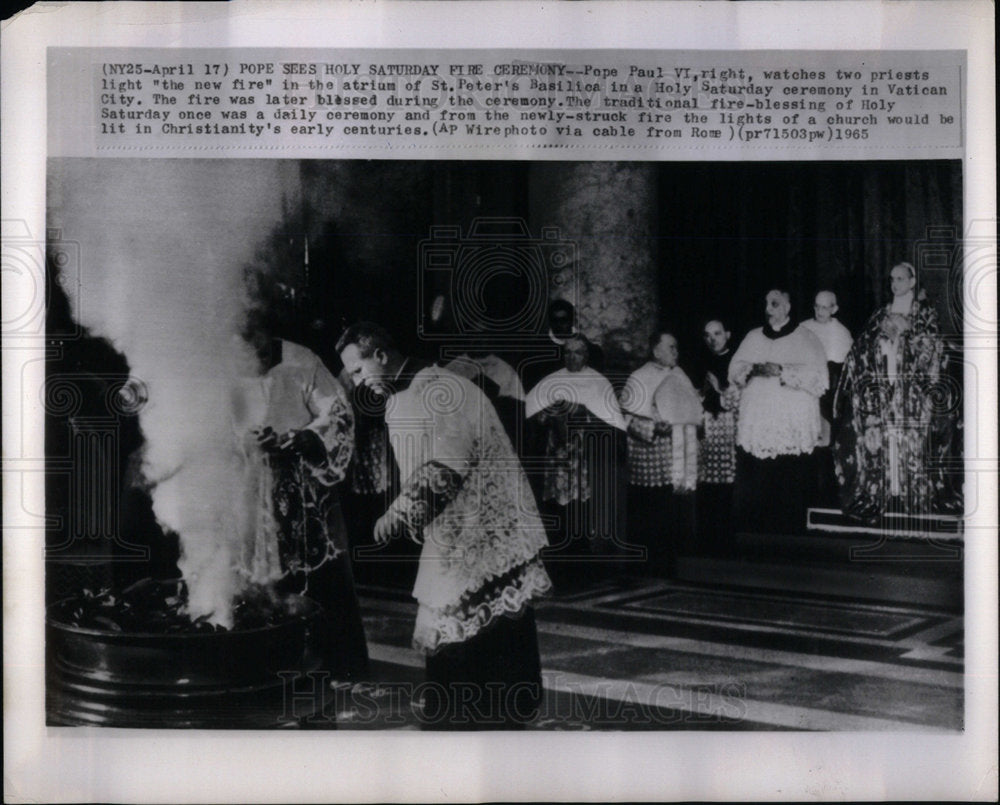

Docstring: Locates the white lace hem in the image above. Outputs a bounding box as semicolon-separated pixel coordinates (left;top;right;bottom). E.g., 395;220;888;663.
737;425;820;459
412;560;552;655
737;380;821;459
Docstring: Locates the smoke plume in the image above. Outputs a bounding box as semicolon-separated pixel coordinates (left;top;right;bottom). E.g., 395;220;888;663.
49;159;300;627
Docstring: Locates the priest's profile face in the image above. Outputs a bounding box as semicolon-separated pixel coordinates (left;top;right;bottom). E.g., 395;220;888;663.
340;343;391;397
652;333;679;367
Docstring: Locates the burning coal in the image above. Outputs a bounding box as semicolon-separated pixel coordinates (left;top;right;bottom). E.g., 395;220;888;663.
49;159;301;627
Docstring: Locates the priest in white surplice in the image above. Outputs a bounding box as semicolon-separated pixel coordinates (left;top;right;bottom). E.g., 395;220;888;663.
525;334;628;584
729;289;828;534
338;322;550;729
800;290;853;441
620;331;702;575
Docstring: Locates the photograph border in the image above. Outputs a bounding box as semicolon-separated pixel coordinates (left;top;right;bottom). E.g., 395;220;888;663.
3;2;996;802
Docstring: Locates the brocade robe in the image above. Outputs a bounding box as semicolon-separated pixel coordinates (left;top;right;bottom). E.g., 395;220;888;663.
234;340;354;587
833;296;961;518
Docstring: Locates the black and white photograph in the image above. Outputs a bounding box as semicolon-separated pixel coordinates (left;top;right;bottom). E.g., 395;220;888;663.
43;157;966;731
3;2;996;802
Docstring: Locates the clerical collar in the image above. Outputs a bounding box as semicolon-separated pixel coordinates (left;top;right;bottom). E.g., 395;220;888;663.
764;318;796;340
890;291;914;314
549;327;577;346
386;357;431;395
259;337;283;373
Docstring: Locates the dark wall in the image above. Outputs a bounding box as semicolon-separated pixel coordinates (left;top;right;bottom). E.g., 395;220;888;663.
47;158;963;591
656;161;963;353
301;159;962;362
300;161;436;365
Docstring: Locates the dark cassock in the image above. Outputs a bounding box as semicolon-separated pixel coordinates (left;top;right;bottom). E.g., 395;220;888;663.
339;373;406;589
381;361;552;729
801;294;855;508
234;338;370;680
800;313;854;440
525;341;628;584
693;326;741;555
729;319;828;534
833;279;962;520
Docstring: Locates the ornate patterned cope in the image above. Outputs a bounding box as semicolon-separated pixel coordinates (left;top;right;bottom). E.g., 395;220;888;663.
236;341;354;589
833;297;962;519
527;368;626;506
386;367;551;655
698;394;739;485
621;361;703;490
729;326;828;459
538;404;599;505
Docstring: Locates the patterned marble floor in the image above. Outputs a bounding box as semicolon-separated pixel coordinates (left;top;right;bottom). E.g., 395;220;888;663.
323;575;963;731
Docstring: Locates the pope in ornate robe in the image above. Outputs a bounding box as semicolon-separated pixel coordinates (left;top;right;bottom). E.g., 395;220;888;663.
833;290;961;519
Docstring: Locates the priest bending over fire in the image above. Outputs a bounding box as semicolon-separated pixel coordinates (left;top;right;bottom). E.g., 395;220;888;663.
338;322;552;730
235;316;370;681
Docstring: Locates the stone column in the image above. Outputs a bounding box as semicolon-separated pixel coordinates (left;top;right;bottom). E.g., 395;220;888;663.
529;163;659;376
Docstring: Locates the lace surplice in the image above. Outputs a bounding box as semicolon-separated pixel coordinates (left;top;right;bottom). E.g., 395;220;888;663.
729;327;828;459
385;367;551;655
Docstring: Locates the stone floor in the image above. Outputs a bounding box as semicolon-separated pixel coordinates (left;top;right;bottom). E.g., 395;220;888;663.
48;536;962;731
303;572;963;731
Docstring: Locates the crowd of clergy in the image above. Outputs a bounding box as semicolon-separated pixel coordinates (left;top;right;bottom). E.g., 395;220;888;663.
237;260;961;728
